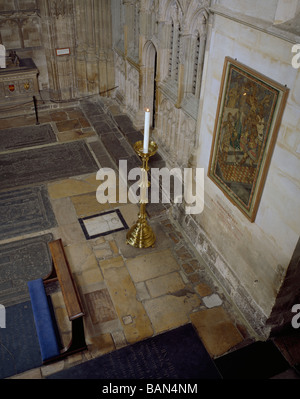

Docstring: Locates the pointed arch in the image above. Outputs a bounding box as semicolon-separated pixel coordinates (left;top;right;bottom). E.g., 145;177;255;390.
141;40;158;127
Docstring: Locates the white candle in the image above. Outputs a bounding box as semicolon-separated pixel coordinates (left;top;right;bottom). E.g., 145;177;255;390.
143;108;150;153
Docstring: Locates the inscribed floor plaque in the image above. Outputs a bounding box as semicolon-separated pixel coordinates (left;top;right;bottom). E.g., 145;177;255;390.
0;140;99;189
0;123;56;151
79;209;128;239
85;289;118;324
0;234;53;306
0;185;57;240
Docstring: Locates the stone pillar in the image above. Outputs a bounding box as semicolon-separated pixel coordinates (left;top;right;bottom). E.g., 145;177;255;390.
73;0;114;97
39;0;114;101
96;0;115;96
0;44;5;68
39;0;77;101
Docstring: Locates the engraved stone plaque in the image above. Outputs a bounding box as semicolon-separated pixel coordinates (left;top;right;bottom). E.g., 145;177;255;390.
85;289;117;324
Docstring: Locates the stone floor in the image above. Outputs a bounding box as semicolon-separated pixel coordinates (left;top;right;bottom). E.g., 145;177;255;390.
0;96;297;379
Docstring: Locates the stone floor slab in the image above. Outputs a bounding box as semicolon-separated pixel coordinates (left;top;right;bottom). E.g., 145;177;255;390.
99;257;153;343
64;242;99;274
144;293;201;334
48;174;99;199
146;271;186;298
190;307;244;357
125;248;180;283
0;123;56;151
0;141;99;189
0;185;57;241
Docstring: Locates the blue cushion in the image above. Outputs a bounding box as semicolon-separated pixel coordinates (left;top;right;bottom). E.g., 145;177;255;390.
27;278;60;361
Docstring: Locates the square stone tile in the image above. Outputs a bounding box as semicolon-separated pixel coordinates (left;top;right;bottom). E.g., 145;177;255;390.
57;129;95;142
79;209;128;239
48;174;99;199
71;192;113;217
125;248;180;282
89;333;115;357
144;293;201;333
145;271;186;298
64;242;99;274
50;110;68;121
76;267;104;287
51;197;79;225
190;307;244;357
58;222;87;244
79;117;91;128
66;109;85;119
56;119;82;132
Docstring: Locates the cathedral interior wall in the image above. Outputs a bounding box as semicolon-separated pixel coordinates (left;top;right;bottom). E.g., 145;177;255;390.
1;0;299;338
186;8;300;336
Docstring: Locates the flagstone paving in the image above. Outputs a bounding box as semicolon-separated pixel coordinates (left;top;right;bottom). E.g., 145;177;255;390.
0;98;253;379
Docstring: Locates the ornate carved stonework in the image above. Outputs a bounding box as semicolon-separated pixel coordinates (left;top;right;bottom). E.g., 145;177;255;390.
49;0;73;17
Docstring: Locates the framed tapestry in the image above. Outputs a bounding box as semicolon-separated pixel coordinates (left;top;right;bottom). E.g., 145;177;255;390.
208;57;289;222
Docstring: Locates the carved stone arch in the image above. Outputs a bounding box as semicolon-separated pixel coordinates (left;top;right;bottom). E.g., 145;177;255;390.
142;39;157;65
141;40;158;127
182;3;209;97
159;0;182;25
183;0;209;35
189;11;208;38
161;0;182;80
140;0;158;14
159;96;172;111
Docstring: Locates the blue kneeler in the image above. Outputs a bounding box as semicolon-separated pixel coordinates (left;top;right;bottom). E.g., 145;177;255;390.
27;278;60;362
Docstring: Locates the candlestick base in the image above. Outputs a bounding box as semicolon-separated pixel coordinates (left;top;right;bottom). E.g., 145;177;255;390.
126;204;156;248
126;141;157;249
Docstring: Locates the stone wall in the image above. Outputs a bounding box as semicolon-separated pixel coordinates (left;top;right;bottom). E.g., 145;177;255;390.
180;0;300;337
1;0;299;337
112;0;209;168
0;0;48;91
0;0;114;102
111;0;300;337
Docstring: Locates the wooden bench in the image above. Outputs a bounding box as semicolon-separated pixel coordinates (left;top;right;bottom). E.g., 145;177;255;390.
27;239;87;364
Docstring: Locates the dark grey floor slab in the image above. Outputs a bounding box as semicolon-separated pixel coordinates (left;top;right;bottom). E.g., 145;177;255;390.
0;301;42;378
48;324;221;379
0;140;99;189
0;233;54;306
0;185;57;240
0;123;56;151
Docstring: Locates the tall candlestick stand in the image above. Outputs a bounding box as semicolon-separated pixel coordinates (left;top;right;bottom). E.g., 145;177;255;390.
126;140;158;248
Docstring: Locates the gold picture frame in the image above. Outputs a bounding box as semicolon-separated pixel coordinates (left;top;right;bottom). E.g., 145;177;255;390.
208;57;289;222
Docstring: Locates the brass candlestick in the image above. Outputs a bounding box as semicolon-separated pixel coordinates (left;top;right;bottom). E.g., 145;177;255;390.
126;140;158;248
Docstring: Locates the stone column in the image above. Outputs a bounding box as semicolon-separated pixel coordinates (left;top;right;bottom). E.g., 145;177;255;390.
73;0;88;94
73;0;114;97
39;0;77;101
96;0;115;96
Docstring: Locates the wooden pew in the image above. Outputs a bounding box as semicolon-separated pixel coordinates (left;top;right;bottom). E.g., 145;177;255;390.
28;239;87;364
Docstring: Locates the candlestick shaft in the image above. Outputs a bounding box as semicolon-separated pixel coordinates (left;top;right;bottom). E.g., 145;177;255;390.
126;140;157;248
143;109;150;153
